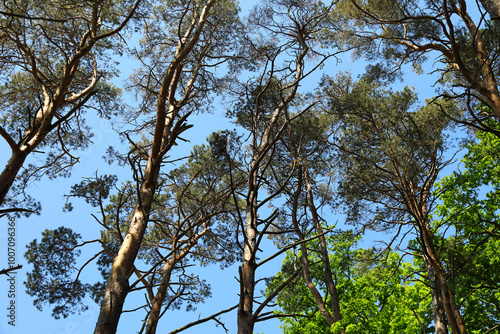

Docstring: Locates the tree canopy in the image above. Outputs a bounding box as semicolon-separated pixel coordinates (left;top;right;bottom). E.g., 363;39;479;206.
2;0;500;334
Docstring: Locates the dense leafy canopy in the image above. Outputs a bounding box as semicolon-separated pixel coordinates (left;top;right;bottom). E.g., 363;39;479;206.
434;121;500;332
268;234;433;334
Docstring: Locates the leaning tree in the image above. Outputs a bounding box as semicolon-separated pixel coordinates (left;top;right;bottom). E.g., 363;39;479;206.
0;0;141;214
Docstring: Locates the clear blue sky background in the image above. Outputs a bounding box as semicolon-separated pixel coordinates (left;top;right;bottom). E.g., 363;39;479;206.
0;1;448;333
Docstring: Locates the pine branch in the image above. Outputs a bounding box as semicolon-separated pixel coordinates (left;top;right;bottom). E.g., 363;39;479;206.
168;304;238;334
0;264;22;276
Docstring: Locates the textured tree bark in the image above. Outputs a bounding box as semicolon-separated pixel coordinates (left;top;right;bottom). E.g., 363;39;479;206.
304;169;344;332
418;220;467;334
431;254;467;334
425;258;448;334
237;99;293;333
0;151;28;206
238;258;257;334
237;188;258;334
94;186;154;334
0;93;70;206
93;109;188;334
94;2;215;332
292;167;336;326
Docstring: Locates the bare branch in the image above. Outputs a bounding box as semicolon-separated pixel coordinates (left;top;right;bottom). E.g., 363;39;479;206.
168;304;238;334
0;264;22;276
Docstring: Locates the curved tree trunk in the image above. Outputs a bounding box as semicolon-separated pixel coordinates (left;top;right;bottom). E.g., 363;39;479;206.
145;264;174;334
144;231;207;334
0;0;140;208
0;151;28;206
94;2;216;332
94;180;156;334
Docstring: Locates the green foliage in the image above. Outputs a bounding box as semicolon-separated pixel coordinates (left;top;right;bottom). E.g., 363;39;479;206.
328;0;439;73
328;0;500;127
321;73;456;230
329;0;499;77
268;233;433;333
15;0;500;332
278;105;333;177
0;0;129;212
436;123;500;234
63;174;118;211
228;78;290;135
127;0;242;118
24;227;101;319
434;120;500;331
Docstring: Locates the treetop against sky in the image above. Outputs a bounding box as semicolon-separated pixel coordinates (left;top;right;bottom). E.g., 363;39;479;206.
1;0;499;334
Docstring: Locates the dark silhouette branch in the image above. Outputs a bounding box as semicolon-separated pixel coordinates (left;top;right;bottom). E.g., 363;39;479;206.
0;264;22;276
168;304;238;334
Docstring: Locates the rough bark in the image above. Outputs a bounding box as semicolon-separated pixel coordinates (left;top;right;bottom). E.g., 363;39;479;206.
425;258;448;334
236;89;302;333
94;2;216;332
238;215;258;334
94;194;153;334
0;151;28;206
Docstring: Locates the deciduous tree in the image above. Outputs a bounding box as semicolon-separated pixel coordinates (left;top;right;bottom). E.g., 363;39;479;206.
268;235;433;333
434;119;500;333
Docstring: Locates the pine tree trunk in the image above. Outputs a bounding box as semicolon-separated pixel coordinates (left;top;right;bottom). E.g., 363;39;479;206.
94;173;156;334
144;233;206;334
425;258;448;334
419;223;467;334
145;265;174;334
0;151;28;205
237;200;258;334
